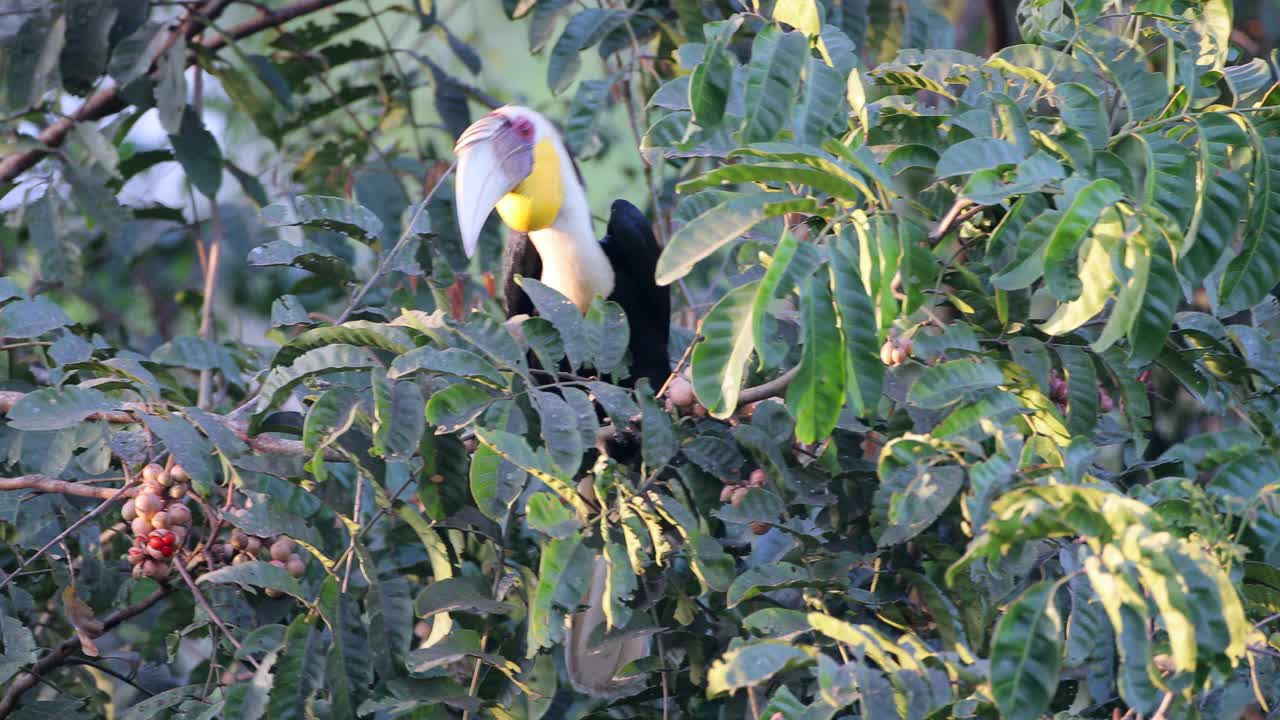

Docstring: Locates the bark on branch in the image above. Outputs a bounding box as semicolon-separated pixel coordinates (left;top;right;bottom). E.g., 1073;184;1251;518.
0;0;348;184
0;476;135;500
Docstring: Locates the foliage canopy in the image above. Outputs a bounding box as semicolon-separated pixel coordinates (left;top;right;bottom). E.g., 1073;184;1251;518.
1;0;1280;718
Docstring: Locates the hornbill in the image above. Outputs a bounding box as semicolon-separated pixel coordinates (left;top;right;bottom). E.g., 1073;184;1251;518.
453;106;661;699
453;105;670;389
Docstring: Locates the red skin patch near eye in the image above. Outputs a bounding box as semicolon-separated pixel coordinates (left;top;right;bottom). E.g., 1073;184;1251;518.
511;116;534;140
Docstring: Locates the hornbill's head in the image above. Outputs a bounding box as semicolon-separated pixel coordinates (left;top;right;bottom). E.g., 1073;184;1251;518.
453;106;577;258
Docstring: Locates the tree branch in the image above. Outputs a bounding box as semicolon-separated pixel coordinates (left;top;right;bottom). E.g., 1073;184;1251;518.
0;476;135;500
0;0;349;184
736;366;800;408
0;586;176;719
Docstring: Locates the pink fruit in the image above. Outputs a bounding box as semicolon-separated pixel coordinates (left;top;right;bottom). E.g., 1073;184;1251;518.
135;492;163;514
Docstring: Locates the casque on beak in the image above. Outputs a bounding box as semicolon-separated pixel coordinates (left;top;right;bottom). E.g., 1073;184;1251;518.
453;111;535;258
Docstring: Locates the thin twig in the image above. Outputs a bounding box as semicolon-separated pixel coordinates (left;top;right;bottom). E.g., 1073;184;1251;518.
197;206;224;410
334;162;455;324
656;335;698;398
340;472;365;592
1150;691;1175;720
174;558;260;670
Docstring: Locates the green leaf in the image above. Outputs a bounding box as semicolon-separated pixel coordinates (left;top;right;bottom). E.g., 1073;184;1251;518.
0;614;36;686
752;227;822;368
118;685;204;720
934;138;1024;178
727;562;812;608
707;642;810;696
739;25;809;144
354;541;413;681
200;561;306;602
469;443;526;524
169;108;223;198
6;386;113;432
582;299;629;374
390;346;502;385
246;239;355;282
1055;83;1109;149
680;161;869;202
0;297;72;338
1039;210;1122;335
773;0;822;35
688;18;741;126
691;281;759;418
527;491;582;538
828;238;878;410
877;464;964;546
1042;179;1124;301
991;210;1062;291
1083;553;1163;713
264;614;324;720
315;577;365;715
564;78;610;156
425;381;496;432
547;8;628;94
272;322;412;367
415;577;512;617
108;20;160;88
371;372;424;460
1056;346;1098;436
155;34;186;134
793;56;845;145
255;345;383;415
991;580;1063;720
270;295;311;327
1128;229;1178;364
261;195;384;244
527;533;593;652
638;381;676;468
300;386;360;458
1220;132;1280;310
656;193;793;286
787;272;844;443
532;390;585;476
519;278;587;370
907;359;1004;409
475;427;591;519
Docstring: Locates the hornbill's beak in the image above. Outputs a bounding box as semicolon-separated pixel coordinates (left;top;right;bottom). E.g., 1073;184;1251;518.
453;111;535;258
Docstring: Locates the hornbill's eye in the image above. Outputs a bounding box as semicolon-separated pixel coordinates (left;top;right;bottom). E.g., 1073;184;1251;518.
511;116;535;141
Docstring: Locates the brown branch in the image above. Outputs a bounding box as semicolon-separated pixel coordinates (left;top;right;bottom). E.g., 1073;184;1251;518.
0;0;349;184
0;475;136;500
0;586;176;719
736;366;801;408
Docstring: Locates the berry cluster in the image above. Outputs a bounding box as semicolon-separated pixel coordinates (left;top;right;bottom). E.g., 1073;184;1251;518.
880;330;914;367
211;531;306;597
122;463;193;580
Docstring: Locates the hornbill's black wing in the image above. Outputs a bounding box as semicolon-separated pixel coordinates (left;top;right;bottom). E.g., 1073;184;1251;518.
501;229;541;318
600;199;671;389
